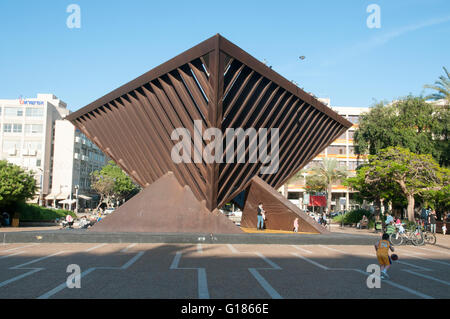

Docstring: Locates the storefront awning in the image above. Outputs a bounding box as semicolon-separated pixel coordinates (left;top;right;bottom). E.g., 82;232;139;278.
45;193;69;200
59;199;76;204
77;194;92;200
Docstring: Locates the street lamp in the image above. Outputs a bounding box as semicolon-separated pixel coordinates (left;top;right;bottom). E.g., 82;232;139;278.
75;185;79;214
36;168;44;206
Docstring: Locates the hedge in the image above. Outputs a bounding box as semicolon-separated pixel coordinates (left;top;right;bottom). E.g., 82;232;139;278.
332;209;373;225
15;203;76;221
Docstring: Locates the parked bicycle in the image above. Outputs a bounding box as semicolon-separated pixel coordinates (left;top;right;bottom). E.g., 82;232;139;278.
389;224;424;246
422;225;437;245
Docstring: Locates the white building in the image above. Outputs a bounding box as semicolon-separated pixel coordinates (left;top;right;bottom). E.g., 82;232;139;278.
283;100;370;211
48;120;108;210
0;94;70;203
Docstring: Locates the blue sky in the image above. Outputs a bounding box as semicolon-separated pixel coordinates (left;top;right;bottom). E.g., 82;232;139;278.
0;0;449;111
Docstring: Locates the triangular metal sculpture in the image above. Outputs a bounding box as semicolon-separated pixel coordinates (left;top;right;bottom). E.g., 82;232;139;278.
66;34;352;233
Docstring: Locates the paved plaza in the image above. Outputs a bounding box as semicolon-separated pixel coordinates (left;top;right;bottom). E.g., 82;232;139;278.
0;240;448;299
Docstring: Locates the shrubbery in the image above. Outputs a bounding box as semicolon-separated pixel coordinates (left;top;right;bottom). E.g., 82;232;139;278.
16;203;76;221
332;209;373;225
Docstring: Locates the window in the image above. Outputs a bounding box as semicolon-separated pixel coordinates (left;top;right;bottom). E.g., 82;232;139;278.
25;124;43;134
36;159;41;167
348;146;356;155
348;131;355;140
327;146;346;155
347;115;359;124
0;107;2;116
4;107;23;117
13;124;22;133
3;124;12;133
25;108;44;117
2;140;21;151
23;141;42;151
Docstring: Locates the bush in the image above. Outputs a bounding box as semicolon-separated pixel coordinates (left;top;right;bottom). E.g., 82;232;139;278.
332;209;373;225
344;209;373;224
16;203;76;221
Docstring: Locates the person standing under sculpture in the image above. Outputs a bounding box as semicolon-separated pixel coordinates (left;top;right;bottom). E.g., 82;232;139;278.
257;203;265;231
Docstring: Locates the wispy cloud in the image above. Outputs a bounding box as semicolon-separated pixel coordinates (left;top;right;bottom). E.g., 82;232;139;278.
322;15;450;67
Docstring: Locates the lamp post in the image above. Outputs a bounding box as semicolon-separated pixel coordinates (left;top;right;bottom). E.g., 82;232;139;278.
75;185;79;214
36;168;43;206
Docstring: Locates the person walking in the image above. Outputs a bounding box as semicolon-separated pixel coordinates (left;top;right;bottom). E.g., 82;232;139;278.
293;218;299;232
256;203;265;231
428;210;437;234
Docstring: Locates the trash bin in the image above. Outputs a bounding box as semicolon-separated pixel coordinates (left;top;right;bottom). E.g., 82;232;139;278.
11;212;20;227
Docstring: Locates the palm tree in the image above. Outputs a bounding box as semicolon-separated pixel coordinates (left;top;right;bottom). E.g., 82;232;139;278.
424;67;450;104
309;158;348;214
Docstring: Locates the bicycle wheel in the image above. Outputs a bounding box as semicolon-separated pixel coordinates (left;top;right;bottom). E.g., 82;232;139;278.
390;232;403;246
425;233;437;245
411;230;425;246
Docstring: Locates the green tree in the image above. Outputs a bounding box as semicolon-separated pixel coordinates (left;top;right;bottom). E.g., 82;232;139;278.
307;158;348;213
0;160;37;209
91;161;139;209
305;174;327;194
354;95;449;166
424;66;450;104
344;165;405;219
363;147;445;221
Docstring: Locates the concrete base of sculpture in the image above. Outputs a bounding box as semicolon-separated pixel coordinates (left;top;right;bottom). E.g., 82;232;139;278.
90;172;243;234
240;177;329;234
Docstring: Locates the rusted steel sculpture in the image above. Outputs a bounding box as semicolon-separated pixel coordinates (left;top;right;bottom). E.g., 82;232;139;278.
241;177;328;233
66;34;352;233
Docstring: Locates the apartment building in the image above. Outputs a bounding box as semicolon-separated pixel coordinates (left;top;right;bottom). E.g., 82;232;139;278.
284;99;369;212
0;94;70;203
47;120;108;209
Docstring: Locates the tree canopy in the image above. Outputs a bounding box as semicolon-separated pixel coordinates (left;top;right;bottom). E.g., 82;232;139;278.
91;161;139;209
354;95;449;166
0;160;37;209
353;147;446;221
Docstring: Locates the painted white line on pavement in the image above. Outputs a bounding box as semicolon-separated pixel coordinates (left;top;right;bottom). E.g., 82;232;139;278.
11;251;66;269
38;251;145;299
37;268;97;300
402;270;450;286
120;251;145;269
353;269;434;299
291;253;330;270
0;251;66;289
396;260;432;271
248;268;282;299
415;246;450;256
169;251;209;299
290;245;313;254
256;252;281;270
320;246;434;272
248;253;283;299
3;244;39;252
397;250;450;267
197;243;203;253
0;269;42;288
290;250;435;299
227;244;239;254
120;243;137;253
85;244;107;252
0;251;26;260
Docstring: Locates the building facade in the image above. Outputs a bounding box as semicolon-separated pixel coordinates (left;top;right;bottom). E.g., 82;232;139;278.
0;93;108;210
0;94;70;203
284;100;369;212
47;120;108;210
